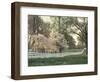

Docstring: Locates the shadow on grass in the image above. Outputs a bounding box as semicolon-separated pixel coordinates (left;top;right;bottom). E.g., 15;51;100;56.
28;55;88;66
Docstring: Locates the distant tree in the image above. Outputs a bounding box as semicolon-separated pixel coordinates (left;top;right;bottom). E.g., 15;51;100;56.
60;17;88;48
28;15;42;35
38;22;50;37
28;15;50;37
57;17;76;49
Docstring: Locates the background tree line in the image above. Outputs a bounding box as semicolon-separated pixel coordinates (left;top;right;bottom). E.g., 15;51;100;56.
28;15;88;53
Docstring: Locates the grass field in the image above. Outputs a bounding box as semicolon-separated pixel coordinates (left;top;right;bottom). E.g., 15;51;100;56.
28;54;87;66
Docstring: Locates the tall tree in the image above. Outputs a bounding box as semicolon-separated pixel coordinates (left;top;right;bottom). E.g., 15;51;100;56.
28;15;43;35
28;15;51;37
64;17;88;47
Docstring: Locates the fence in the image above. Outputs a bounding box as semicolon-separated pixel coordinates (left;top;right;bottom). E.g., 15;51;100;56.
28;48;86;58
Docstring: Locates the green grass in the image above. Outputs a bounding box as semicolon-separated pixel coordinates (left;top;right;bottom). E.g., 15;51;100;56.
28;55;87;66
63;49;83;52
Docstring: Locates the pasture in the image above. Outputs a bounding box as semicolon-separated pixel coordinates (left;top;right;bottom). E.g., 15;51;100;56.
28;49;87;66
